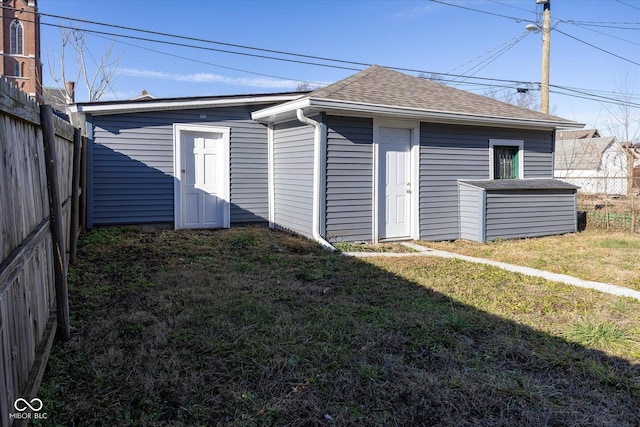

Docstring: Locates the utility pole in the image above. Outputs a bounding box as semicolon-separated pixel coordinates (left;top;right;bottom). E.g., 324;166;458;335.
540;0;551;114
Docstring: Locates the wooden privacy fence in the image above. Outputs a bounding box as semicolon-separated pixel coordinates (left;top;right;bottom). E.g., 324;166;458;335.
0;78;83;426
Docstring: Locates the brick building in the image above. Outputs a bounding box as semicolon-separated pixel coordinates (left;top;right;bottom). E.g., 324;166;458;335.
1;0;42;101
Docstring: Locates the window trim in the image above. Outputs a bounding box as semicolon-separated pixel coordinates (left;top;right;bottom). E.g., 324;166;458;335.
489;139;524;180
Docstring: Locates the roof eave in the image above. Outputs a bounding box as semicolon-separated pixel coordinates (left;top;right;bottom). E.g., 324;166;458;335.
252;97;584;130
69;94;305;116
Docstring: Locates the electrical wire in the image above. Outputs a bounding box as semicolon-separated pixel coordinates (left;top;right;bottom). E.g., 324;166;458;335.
554;27;640;66
89;32;329;87
3;5;372;70
447;32;529;75
450;32;531;86
487;0;537;16
570;22;640;47
428;0;525;23
565;22;640;30
32;18;538;87
3;5;637;109
0;5;537;88
616;0;640;11
43;19;640;108
550;84;640;108
424;1;640;68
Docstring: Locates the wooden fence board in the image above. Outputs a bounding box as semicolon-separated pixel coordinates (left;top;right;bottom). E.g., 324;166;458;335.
0;78;80;426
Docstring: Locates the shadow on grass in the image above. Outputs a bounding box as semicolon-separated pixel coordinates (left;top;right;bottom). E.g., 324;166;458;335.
34;227;640;426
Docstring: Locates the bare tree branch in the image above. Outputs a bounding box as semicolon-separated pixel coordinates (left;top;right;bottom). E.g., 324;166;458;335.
48;21;123;103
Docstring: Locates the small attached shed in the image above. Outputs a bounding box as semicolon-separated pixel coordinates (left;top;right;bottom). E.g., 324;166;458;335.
458;179;579;243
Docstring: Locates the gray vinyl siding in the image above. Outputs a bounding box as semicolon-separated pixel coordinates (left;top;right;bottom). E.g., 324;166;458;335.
89;105;271;227
419;124;554;241
458;183;483;242
324;116;373;242
419;124;488;241
523;130;555;178
272;120;315;238
458;182;577;242
485;190;576;240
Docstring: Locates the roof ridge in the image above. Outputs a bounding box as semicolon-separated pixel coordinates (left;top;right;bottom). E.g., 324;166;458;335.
309;65;382;98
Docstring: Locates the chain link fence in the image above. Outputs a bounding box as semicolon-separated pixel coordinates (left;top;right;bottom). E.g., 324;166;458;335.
554;176;640;233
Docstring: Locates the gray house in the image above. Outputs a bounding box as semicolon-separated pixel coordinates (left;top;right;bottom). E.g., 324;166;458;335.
555;134;630;195
71;66;583;244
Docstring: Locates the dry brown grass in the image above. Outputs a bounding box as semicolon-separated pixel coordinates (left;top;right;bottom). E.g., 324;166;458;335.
422;230;640;291
35;226;640;426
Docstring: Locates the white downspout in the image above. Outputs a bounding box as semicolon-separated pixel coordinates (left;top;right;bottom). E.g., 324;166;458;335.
296;109;336;252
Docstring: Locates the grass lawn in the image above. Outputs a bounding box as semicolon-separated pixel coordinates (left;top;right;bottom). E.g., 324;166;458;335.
37;227;640;426
421;230;640;291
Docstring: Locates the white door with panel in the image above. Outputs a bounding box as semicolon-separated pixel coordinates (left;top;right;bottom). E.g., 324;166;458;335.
378;127;411;240
179;130;229;229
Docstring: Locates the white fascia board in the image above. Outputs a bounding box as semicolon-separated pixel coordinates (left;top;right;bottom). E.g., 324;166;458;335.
251;96;584;130
69;94;302;116
251;98;312;121
305;98;584;130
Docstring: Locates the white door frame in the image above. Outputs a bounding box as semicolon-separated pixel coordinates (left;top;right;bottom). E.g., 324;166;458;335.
173;123;230;229
372;119;420;243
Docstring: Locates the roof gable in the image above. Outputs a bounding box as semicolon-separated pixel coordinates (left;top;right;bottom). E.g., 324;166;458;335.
555;137;618;170
557;129;601;139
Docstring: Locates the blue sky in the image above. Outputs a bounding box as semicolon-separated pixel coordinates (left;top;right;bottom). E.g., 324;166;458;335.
38;0;639;139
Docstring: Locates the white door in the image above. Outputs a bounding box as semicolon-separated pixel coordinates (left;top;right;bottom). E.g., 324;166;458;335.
179;130;228;229
379;127;411;240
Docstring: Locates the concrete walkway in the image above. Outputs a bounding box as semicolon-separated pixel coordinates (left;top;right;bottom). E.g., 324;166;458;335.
344;242;640;302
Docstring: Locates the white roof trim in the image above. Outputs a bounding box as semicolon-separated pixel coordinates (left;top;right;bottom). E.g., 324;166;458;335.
252;97;584;130
69;94;304;116
251;98;311;121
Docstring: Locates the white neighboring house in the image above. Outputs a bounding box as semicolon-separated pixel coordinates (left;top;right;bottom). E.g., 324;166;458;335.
555;132;630;196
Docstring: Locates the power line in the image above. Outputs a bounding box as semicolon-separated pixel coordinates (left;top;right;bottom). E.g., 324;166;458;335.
571;22;640;47
424;1;640;66
89;32;329;87
5;5;637;109
5;6;371;70
4;5;540;88
36;23;536;87
554;84;640;100
554;27;640;66
429;0;525;23
42;17;640;108
566;22;640;30
550;89;640;108
39;21;363;72
447;32;528;75
487;0;537;15
450;32;531;86
550;84;640;108
616;0;640;12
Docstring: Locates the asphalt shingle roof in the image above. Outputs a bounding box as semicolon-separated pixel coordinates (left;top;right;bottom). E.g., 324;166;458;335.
557;129;600;139
460;179;579;191
554;137;617;170
307;65;575;125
